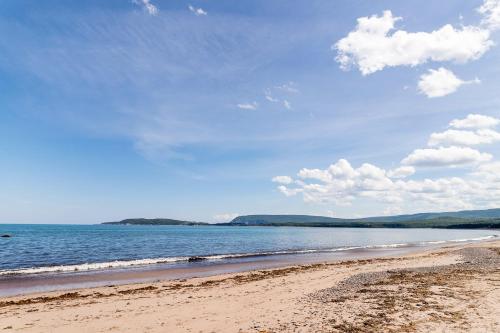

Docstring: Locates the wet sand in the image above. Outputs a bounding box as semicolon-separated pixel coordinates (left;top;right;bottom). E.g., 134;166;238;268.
0;245;423;297
0;240;498;332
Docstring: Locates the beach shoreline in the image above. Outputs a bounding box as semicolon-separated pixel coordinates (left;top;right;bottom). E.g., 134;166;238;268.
1;238;498;332
0;242;439;298
1;232;497;298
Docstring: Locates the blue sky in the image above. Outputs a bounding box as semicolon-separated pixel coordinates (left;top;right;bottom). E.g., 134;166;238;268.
1;0;500;223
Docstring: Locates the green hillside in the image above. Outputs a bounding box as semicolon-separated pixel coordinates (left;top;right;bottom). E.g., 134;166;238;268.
229;210;500;229
102;209;500;229
103;218;207;226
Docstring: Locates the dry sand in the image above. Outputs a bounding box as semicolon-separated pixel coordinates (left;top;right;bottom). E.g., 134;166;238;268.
1;240;499;332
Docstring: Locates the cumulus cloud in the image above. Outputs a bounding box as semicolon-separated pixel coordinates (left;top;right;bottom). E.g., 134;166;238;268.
277;185;303;197
274;159;400;206
427;114;500;153
133;0;158;16
273;114;500;213
292;159;399;206
335;10;493;75
188;5;207;16
213;213;239;223
450;114;500;129
272;176;293;185
236;102;258;110
387;166;415;179
298;167;333;183
418;68;479;98
428;129;500;146
473;162;500;182
479;0;500;30
401;146;492;167
274;159;500;213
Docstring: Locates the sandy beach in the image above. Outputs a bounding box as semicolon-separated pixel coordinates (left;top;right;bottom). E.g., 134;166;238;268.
1;240;499;333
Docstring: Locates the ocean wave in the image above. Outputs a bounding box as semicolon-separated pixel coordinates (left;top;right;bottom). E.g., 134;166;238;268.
421;235;497;245
0;234;496;276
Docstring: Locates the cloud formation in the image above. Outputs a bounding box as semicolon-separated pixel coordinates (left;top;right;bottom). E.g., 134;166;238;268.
188;5;207;16
418;68;479;98
479;0;500;30
237;102;258;110
428;129;500;146
427;114;500;147
272;176;293;184
450;114;500;129
401;146;492;167
133;0;158;16
273;114;500;213
335;10;492;75
387;166;415;179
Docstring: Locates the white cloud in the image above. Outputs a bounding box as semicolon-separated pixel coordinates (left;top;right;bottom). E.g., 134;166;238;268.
418;68;479;98
272;176;293;185
428;129;500;146
387;166;415;179
236;102;258;110
402;146;492;167
277;185;303;197
479;0;500;30
473;162;500;182
274;159;500;213
188;5;207;16
335;10;493;75
133;0;158;16
450;114;500;129
273;114;500;214
213;213;239;223
358;163;387;179
328;159;357;178
298;168;333;182
291;159;399;206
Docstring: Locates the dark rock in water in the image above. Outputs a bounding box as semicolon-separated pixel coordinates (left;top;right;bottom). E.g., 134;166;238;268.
188;256;206;262
1;234;11;238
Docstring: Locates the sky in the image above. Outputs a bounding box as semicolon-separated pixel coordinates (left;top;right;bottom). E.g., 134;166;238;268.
1;0;500;224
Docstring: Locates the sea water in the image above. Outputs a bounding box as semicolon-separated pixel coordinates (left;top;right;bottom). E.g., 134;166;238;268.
0;224;497;276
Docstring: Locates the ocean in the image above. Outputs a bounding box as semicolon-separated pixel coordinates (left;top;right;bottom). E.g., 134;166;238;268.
0;224;497;276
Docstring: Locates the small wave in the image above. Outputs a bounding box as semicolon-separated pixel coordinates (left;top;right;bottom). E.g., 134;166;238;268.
0;257;190;276
420;234;497;245
1;234;496;276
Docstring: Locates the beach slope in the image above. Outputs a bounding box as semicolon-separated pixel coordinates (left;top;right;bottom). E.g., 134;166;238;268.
1;240;499;332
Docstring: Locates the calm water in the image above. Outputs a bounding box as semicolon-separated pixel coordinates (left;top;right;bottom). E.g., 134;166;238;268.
0;224;497;275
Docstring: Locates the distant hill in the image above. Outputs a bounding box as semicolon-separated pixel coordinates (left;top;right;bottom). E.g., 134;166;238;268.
228;209;500;229
355;208;500;223
103;218;207;226
103;208;500;229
